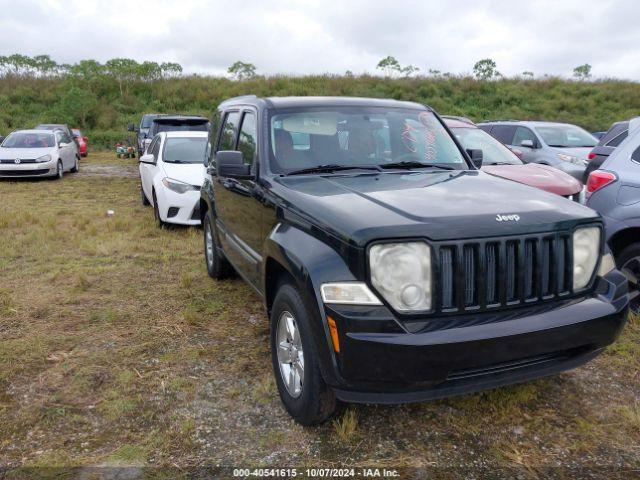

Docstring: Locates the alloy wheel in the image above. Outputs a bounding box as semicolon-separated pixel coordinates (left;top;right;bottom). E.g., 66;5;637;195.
276;311;304;398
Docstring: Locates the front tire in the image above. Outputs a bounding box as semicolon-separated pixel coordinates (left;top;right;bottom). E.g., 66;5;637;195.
71;156;79;173
617;243;640;313
270;283;338;425
203;210;232;279
152;190;163;227
54;160;63;180
141;184;150;206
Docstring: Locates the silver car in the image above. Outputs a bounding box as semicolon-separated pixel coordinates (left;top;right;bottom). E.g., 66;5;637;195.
0;129;79;179
477;120;598;182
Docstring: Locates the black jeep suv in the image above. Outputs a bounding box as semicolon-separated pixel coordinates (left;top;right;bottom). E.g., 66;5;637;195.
199;95;628;425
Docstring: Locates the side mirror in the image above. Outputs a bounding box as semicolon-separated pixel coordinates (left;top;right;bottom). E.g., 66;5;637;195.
216;151;251;178
520;139;535;148
139;153;155;165
127;123;137;132
466;149;483;169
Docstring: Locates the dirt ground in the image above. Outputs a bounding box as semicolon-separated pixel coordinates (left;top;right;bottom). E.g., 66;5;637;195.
0;152;638;479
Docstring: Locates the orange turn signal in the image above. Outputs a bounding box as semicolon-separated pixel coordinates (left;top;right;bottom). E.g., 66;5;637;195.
327;316;340;353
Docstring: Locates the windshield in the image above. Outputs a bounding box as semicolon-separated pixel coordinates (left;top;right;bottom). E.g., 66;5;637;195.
451;127;522;165
268;107;466;174
141;115;156;129
155;122;209;134
162;137;207;163
1;132;55;148
535;125;597;148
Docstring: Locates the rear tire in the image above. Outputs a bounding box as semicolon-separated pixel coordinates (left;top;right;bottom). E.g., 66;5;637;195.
70;156;79;173
203;210;232;279
270;282;338;425
616;243;640;313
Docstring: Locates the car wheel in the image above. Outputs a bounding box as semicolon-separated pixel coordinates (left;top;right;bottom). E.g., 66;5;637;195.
617;243;640;313
203;210;232;279
141;184;150;206
152;190;163;227
71;156;79;173
270;282;338;425
54;160;63;180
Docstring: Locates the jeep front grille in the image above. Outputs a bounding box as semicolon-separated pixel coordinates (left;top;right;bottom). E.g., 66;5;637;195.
436;233;574;313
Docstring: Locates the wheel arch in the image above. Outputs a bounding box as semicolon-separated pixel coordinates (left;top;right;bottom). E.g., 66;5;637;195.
609;226;640;258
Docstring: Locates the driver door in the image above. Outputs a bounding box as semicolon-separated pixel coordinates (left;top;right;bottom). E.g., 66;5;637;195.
140;136;161;201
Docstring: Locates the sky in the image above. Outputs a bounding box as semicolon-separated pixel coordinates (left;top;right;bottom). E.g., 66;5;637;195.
0;0;639;79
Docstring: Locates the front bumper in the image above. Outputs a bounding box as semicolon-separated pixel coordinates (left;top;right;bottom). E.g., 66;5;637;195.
0;160;57;178
156;188;201;225
323;270;628;403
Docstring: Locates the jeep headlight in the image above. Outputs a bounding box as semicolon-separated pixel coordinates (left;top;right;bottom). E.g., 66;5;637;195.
573;227;600;290
369;242;432;312
557;153;586;166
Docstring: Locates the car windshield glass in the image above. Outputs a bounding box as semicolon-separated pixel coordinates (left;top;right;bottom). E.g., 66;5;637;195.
141;116;156;128
163;137;207;163
1;132;55;148
535;125;597;148
155;122;209;133
451;127;522;165
268;107;466;174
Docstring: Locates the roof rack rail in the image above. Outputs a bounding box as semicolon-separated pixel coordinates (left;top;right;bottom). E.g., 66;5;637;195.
220;94;258;105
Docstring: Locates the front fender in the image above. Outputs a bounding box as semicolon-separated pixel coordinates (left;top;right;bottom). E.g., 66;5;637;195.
263;223;358;387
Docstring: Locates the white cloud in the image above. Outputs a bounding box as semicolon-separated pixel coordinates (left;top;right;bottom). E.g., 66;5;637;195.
0;0;638;79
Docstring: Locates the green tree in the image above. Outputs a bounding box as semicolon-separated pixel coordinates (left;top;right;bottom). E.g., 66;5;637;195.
376;56;401;77
522;71;534;79
227;61;256;81
400;65;420;77
57;86;97;127
160;62;183;78
473;58;500;80
32;55;57;76
105;58;140;98
573;63;592;80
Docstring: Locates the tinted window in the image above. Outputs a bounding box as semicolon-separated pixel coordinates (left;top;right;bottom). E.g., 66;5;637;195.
237;112;257;165
606;130;628;148
489;125;517;144
147;137;159;156
162;137;207;163
535;125;597;148
512;127;537;147
477;125;492;133
218;112;241;151
151;138;161;158
632;146;640;163
141;115;156;129
1;131;55;148
154;122;209;134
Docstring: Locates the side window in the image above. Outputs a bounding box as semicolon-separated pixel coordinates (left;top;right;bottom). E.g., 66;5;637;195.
217;111;241;151
632;145;640;163
151;137;161;158
606;130;628;148
512;127;537;147
147;137;158;157
237;112;257;165
489;125;517;145
477;125;492;133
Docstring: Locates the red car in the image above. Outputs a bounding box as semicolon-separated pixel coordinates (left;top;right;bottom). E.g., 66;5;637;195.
72;128;88;157
444;117;582;199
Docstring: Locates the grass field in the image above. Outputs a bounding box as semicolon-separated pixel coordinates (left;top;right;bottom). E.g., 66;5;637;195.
0;152;639;478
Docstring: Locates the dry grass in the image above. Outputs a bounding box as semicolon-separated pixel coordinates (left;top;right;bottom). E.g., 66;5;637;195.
0;152;638;476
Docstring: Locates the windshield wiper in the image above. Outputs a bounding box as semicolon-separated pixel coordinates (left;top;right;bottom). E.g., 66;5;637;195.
164;160;191;164
380;161;456;171
285;164;382;175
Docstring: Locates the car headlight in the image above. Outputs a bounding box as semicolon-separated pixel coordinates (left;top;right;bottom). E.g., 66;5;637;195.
369;242;432;312
36;154;51;163
557;153;586;166
320;282;382;305
573;227;600;290
161;177;199;194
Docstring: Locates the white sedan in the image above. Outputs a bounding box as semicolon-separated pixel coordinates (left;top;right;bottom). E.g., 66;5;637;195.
139;131;207;226
0;129;79;179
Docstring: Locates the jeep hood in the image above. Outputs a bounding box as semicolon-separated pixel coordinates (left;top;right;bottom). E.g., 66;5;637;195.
274;170;599;245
